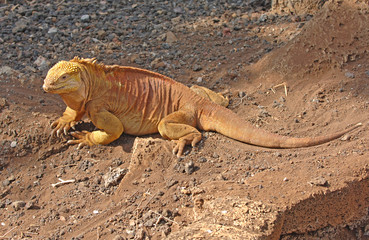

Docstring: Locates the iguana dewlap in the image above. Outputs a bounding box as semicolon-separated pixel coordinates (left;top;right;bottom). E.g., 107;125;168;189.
43;57;361;157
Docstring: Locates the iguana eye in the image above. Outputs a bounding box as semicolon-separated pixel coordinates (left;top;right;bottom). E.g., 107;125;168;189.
61;75;67;80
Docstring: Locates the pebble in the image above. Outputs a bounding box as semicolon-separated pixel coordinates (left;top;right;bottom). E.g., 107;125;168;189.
80;15;90;22
308;176;328;187
166;31;178;43
0;66;15;75
11;201;26;211
47;27;58;34
103;168;128;187
192;64;202;71
185;161;195;174
10;141;17;148
345;72;355;78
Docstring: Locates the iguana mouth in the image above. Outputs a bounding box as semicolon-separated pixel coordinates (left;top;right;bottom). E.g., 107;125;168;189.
42;84;66;92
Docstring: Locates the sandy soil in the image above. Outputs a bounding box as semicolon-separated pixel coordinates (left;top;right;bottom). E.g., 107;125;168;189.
0;0;368;239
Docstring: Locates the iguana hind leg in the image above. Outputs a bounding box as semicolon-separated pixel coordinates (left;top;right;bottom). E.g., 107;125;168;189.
158;110;201;157
190;85;229;107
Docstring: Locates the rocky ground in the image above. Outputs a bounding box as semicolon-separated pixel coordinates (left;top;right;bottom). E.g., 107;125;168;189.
0;0;368;239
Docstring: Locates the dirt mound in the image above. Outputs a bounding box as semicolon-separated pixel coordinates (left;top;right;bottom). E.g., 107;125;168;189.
249;0;369;86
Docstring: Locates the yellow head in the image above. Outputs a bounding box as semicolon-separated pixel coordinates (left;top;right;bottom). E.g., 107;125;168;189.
43;61;83;94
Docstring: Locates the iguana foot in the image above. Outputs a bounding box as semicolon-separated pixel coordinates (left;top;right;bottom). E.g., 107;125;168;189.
67;131;94;149
172;134;202;157
51;118;78;137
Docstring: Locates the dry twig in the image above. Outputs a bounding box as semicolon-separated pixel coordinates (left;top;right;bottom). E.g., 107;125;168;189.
271;82;288;97
149;210;179;226
51;178;75;188
0;226;17;239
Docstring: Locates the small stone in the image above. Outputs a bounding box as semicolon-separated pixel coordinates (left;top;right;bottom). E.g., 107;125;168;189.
166;31;178;44
10;141;17;148
193;64;202;71
166;179;178;188
25;201;40;210
341;135;351;141
0;66;15;75
308;176;328;187
2;179;10;187
34;56;50;70
365;70;369;77
345;72;355;78
151;58;166;69
47;27;58;34
11;201;26;211
12;20;28;33
283;177;289;182
112;236;124;240
259;14;268;22
173;7;183;13
103;168;128;187
80;15;90;22
196;77;203;83
185;161;195;174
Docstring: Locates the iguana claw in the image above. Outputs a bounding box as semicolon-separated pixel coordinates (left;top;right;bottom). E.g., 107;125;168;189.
50;118;78;137
67;131;94;148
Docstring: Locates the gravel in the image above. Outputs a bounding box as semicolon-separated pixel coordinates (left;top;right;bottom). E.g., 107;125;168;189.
0;0;271;81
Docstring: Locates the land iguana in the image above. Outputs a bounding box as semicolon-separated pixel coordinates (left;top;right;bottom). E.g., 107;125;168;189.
42;57;361;157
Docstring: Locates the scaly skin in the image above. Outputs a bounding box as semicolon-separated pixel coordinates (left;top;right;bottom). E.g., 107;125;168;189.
43;57;362;157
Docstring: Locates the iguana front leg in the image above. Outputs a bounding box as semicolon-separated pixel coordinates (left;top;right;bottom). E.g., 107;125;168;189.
158;110;202;157
67;106;124;148
51;106;85;137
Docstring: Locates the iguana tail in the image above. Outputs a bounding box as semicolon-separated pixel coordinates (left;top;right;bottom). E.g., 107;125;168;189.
197;103;362;148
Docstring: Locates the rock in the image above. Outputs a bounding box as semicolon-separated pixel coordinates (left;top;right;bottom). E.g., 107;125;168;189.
171;16;181;25
196;77;203;83
259;14;268;22
185;161;195;174
12;20;28;33
193;64;202;71
0;66;15;75
81;15;90;22
365;70;369;77
173;7;183;13
345;72;355;78
151;58;166;69
112;236;124;240
166;31;178;43
25;201;40;210
34;56;50;71
340;135;351;141
308;176;328;187
103;168;128;187
0;98;8;109
11;201;26;211
10;141;17;148
47;27;58;34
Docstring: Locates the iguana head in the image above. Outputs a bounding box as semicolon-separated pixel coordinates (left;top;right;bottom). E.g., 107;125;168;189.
43;60;83;94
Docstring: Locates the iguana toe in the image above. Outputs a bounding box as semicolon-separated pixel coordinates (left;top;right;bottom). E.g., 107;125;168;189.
173;139;186;157
67;131;94;148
